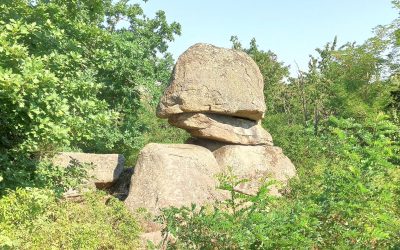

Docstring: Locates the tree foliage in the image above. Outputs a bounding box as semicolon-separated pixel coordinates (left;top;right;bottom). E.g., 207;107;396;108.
0;0;181;191
0;1;399;249
230;36;290;114
163;4;400;249
0;189;141;249
162;115;400;249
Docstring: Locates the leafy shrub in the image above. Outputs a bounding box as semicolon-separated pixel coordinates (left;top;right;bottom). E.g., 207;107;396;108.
0;0;180;191
125;105;190;165
0;188;141;249
161;115;400;249
34;159;94;196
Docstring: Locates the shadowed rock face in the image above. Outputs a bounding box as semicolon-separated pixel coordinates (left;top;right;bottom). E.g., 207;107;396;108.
157;43;266;121
169;113;273;145
124;143;228;215
185;137;229;152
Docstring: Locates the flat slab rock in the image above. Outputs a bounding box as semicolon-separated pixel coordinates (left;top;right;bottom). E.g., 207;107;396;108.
168;113;273;145
213;145;296;195
124;143;228;214
52;152;124;188
157;43;266;121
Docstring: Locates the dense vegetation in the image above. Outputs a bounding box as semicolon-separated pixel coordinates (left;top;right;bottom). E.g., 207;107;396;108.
162;5;400;249
0;189;140;249
0;0;185;247
0;0;399;249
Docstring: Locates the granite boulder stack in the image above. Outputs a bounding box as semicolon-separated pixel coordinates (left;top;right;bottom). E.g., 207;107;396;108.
125;43;296;215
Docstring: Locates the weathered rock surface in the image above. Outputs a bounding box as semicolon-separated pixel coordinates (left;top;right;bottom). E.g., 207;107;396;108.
124;143;227;214
52;152;124;188
169;113;273;145
213;145;296;195
157;43;266;121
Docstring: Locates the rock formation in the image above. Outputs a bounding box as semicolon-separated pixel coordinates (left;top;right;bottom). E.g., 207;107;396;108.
125;43;296;216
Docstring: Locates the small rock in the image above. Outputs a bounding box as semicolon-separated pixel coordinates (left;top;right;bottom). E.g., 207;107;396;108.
52;152;124;188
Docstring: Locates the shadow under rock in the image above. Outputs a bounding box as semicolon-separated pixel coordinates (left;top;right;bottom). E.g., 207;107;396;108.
107;167;134;201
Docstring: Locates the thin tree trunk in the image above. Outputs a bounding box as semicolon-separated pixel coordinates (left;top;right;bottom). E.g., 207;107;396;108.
301;90;308;124
295;65;309;125
313;102;320;135
298;76;308;125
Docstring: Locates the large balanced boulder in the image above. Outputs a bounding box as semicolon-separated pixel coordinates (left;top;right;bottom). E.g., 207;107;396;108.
213;145;296;195
124;143;227;214
169;113;273;145
157;43;266;121
122;42;297;226
52;152;125;188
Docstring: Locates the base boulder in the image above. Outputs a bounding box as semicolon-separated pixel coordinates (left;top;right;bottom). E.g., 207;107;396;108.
213;145;296;195
125;143;227;214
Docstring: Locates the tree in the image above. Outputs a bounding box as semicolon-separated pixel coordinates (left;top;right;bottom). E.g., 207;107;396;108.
230;36;290;114
0;0;180;191
286;36;392;134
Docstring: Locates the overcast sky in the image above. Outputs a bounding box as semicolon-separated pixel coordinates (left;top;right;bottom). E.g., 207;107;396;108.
140;0;398;76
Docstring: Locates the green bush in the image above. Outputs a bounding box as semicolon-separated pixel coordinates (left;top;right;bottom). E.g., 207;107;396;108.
34;159;94;196
161;115;400;249
0;0;180;191
0;188;141;249
125;105;190;165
